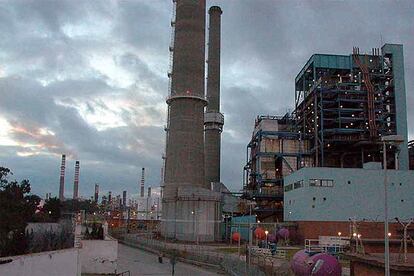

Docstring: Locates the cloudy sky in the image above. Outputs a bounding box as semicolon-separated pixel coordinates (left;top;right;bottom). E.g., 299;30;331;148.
0;0;413;199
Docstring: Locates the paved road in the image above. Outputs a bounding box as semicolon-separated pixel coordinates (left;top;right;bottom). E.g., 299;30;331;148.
117;243;223;276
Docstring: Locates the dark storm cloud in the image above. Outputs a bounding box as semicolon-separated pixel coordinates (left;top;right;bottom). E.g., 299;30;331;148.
0;0;413;196
116;52;168;98
114;0;170;52
0;75;164;196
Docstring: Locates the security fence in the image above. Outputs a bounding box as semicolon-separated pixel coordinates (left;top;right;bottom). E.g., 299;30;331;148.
119;234;265;276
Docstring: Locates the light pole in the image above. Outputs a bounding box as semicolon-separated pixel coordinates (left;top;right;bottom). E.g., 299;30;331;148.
265;230;269;248
381;134;404;276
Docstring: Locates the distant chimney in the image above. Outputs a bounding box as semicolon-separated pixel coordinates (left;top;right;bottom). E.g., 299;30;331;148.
147;187;152;198
160;166;164;186
108;191;112;203
94;184;99;203
122;190;127;208
73;161;80;199
140;168;145;197
59;154;66;201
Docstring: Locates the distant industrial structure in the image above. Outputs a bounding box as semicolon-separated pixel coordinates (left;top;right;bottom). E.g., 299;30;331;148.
140;168;145;198
122;190;127;209
161;0;223;241
72;161;80;199
129;187;162;220
94;184;99;203
58;154;66;201
243;44;414;229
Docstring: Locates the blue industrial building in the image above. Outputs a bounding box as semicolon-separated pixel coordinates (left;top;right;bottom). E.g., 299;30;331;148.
244;44;412;225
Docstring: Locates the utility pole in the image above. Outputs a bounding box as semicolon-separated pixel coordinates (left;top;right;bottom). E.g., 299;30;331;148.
383;141;390;276
382;135;404;276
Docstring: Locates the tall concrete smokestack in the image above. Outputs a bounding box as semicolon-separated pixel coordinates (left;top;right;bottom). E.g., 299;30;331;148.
161;0;221;242
164;0;206;191
140;168;145;197
108;191;112;203
205;6;223;187
73;161;80;199
58;154;66;201
94;184;99;203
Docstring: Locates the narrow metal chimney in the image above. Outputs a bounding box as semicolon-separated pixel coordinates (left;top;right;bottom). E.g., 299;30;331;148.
147;187;152;198
140;168;145;197
108;191;112;203
205;6;223;187
73;161;80;199
58;154;66;201
94;184;99;203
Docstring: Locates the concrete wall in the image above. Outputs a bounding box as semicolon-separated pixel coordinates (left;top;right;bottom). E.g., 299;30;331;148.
0;248;79;276
162;199;220;242
284;167;414;221
79;237;118;275
26;222;61;234
349;254;414;276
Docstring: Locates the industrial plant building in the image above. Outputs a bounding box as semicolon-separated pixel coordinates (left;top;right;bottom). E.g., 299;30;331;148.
243;44;414;231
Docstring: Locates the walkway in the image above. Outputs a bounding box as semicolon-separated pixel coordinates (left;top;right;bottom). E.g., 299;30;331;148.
117;243;224;276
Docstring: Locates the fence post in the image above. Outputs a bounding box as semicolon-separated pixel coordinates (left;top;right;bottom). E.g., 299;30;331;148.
271;258;274;276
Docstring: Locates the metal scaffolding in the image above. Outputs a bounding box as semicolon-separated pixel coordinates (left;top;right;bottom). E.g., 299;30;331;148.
293;48;398;168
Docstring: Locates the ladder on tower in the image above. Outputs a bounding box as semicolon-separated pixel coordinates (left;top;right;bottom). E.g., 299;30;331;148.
163;0;176;178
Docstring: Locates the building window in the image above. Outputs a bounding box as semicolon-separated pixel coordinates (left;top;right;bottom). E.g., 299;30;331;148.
309;179;320;186
294;180;303;189
313;197;316;201
321;180;334;187
310;179;334;187
347;181;351;184
284;184;293;192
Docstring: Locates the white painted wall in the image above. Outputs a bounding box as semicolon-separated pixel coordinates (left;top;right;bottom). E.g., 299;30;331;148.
79;237;118;274
284;167;414;221
0;248;80;276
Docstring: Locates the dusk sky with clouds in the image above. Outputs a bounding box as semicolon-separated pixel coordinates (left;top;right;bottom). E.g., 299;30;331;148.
0;0;413;199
